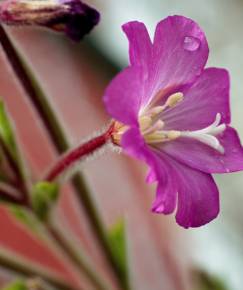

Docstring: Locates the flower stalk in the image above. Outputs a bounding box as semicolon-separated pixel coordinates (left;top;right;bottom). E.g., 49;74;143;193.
46;125;114;182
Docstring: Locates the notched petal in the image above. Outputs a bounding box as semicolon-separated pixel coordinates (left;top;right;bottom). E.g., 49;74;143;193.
122;21;152;68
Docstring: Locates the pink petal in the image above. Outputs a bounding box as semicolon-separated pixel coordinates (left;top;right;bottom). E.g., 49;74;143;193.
149;15;209;101
103;66;142;125
173;157;219;228
122;21;152;69
122;128;177;214
122;128;219;227
162;68;230;131
160;126;243;174
153;152;219;228
121;21;155;110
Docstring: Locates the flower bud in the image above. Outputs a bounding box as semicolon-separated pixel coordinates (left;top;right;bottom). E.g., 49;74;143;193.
0;0;100;41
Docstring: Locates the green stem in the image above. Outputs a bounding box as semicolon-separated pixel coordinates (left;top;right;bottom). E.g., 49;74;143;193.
46;220;109;290
0;250;78;290
0;26;128;289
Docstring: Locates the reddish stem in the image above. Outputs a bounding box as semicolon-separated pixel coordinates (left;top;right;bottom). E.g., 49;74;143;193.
46;124;114;182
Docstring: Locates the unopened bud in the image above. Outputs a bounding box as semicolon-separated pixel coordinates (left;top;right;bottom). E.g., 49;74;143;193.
0;0;100;41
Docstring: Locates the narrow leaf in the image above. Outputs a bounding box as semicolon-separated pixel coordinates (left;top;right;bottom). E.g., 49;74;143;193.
0;101;18;160
108;219;128;287
3;280;27;290
10;205;41;233
0;100;29;188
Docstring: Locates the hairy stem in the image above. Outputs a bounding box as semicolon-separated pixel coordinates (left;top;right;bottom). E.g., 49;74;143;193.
46;126;113;182
0;250;78;290
0;26;128;289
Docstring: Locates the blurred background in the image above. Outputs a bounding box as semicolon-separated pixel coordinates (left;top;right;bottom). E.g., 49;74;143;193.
0;0;243;289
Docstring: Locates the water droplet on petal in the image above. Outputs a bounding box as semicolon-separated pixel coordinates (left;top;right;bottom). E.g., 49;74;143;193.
183;36;201;51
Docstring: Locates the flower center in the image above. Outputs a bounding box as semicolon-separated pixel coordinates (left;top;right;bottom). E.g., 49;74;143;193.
112;92;226;154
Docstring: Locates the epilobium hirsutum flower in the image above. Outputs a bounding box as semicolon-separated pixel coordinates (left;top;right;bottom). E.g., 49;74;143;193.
104;15;243;228
0;0;100;41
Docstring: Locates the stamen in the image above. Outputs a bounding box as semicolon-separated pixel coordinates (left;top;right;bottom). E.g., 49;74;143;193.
165;92;184;108
143;119;164;135
144;131;167;143
145;130;181;144
146;106;165;117
139;116;152;131
167;130;181;140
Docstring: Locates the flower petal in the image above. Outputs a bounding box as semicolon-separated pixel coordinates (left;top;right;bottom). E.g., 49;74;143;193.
122;21;152;69
121;127;177;214
149;15;209;99
153;151;219;228
122;128;219;227
160;126;243;173
173;157;219;228
103;66;143;125
162;68;230;131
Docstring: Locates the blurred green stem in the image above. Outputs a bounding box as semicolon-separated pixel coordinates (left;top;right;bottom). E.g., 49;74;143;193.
45;220;109;290
0;25;129;290
0;250;78;290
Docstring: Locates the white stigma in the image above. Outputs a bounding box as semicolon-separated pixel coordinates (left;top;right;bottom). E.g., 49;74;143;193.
180;113;226;153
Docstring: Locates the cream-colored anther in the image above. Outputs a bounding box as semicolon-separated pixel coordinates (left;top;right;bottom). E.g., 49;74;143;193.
167;130;181;140
146;106;165;117
139;116;153;131
144;131;167;143
165;92;184;108
145;129;181;144
156;120;165;130
143;119;165;135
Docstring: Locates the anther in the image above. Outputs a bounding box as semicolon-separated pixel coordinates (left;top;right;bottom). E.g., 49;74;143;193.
165;92;184;108
146;106;165;116
139;116;153;131
167;130;181;140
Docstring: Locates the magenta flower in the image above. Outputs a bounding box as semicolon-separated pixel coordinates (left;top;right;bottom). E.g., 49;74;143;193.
0;0;100;41
103;15;243;228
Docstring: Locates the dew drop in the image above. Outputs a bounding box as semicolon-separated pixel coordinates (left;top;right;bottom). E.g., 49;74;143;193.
183;36;201;51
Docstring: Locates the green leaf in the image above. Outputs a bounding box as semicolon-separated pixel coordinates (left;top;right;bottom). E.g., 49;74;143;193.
31;181;59;221
195;270;229;290
10;205;40;233
3;280;27;290
0;101;18;160
108;219;128;287
0;100;28;185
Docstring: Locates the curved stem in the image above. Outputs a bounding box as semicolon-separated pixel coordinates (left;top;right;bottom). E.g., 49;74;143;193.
0;26;129;289
0;250;78;290
46;125;114;182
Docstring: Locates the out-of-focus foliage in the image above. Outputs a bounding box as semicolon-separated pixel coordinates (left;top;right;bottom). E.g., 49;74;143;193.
0;100;28;183
10;205;40;232
2;280;27;290
31;181;59;221
194;270;229;290
108;219;128;285
0;101;18;160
